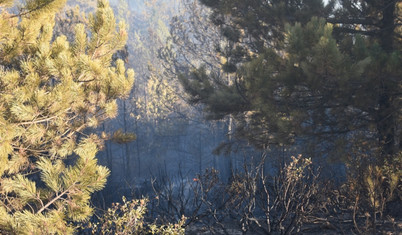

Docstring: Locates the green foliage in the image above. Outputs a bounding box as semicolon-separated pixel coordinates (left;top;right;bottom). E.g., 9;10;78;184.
111;129;137;144
88;196;185;235
343;151;402;233
0;0;134;233
128;0;183;122
182;1;401;162
176;3;401;231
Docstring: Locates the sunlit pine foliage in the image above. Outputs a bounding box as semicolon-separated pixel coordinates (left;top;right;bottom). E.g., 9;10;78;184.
0;0;134;233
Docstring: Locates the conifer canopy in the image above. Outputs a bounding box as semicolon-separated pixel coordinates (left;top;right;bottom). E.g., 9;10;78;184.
181;0;401;161
0;0;134;233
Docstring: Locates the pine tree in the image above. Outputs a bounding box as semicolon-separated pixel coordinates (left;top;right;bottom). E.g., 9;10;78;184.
180;0;401;162
0;0;134;233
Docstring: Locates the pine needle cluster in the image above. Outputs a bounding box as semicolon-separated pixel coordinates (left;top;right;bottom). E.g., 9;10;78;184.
0;0;134;233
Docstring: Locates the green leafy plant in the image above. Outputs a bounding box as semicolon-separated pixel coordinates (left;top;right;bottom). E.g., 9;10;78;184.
88;196;185;235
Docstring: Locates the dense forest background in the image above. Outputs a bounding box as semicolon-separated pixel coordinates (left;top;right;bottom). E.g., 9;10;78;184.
94;0;268;192
0;0;400;234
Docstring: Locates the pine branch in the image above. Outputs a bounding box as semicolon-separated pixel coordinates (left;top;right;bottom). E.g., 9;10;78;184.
327;17;378;26
12;146;48;155
9;0;53;19
16;116;57;125
332;27;378;36
36;186;72;214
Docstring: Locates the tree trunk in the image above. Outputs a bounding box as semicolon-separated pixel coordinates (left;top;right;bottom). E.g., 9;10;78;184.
123;100;131;181
377;1;397;160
